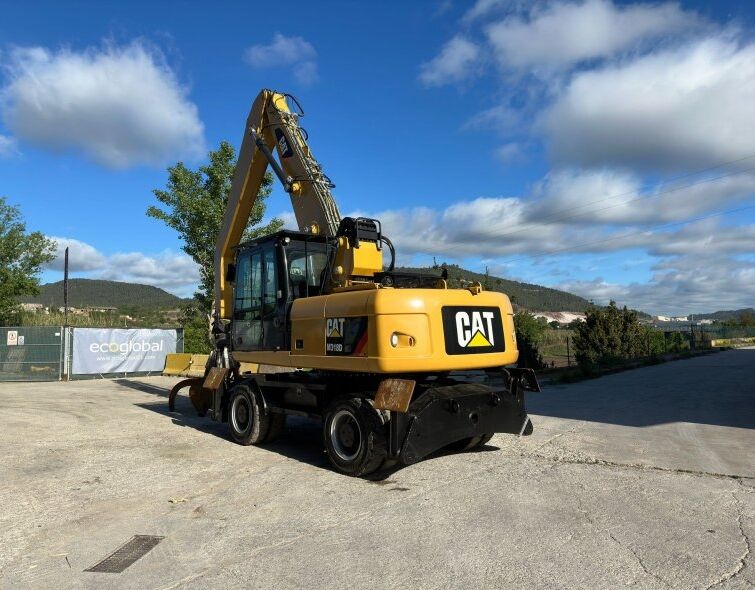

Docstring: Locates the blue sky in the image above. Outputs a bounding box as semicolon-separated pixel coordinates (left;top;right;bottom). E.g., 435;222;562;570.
1;0;754;314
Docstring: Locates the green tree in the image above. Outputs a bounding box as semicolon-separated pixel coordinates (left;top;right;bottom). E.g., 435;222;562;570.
180;303;213;354
572;301;648;367
0;197;56;325
738;311;755;327
514;310;547;369
147;141;283;311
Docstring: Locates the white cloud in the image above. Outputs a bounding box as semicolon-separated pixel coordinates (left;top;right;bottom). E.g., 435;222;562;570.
486;0;699;71
365;188;755;313
101;251;200;294
47;237;107;272
0;133;17;157
494;142;523;163
417;1;755;314
435;0;453;17
419;36;480;86
529;169;755;225
244;33;318;85
463;104;521;133
1;42;205;169
543;37;755;170
558;254;755;315
463;0;512;23
43;236;199;296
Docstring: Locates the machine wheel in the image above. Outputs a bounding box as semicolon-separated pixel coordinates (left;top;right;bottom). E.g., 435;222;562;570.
264;413;287;443
477;433;494;446
228;383;269;445
323;398;387;477
447;433;494;451
447;436;482;451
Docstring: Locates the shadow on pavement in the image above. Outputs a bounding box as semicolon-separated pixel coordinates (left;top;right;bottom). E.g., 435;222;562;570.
530;348;755;430
123;379;499;479
116;378;171;397
125;377;335;472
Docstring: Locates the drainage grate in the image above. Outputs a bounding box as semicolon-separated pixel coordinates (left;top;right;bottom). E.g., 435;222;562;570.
85;535;164;573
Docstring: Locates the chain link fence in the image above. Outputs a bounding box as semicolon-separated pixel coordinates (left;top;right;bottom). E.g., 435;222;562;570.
0;326;64;381
0;327;184;382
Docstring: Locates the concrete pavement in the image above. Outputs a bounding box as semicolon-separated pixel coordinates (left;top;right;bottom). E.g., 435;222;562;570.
0;348;753;589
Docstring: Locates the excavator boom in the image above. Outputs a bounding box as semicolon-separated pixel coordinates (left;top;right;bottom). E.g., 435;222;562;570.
215;90;342;319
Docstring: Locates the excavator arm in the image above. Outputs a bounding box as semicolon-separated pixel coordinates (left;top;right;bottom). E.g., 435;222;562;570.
215;90;342;319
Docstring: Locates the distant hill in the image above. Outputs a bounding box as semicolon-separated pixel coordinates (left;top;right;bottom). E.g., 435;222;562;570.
398;265;591;312
22;279;185;310
25;268;590;314
693;308;755;321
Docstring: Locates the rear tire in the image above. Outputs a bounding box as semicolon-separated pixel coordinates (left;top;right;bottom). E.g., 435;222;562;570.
447;433;494;451
477;433;494;446
228;383;270;445
323;398;387;477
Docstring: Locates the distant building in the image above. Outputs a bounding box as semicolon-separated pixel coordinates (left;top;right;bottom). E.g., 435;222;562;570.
533;312;586;325
57;306;87;316
20;303;49;314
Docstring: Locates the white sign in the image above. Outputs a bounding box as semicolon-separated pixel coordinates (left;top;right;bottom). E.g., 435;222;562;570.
17;335;24;346
72;329;178;374
6;331;17;346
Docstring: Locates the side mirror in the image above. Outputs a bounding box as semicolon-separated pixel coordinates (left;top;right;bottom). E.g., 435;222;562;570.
225;263;236;283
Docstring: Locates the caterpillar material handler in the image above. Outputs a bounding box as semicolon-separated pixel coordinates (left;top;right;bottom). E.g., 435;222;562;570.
172;89;537;476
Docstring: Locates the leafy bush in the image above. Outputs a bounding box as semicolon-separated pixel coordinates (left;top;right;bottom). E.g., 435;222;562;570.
514;310;547;369
667;331;689;353
573;301;649;367
181;305;212;354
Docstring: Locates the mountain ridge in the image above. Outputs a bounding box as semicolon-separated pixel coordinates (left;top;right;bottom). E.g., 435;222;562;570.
25;270;590;313
397;265;591;312
22;279;187;310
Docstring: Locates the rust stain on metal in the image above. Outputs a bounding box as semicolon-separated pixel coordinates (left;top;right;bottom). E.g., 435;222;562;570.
202;367;229;392
374;378;415;413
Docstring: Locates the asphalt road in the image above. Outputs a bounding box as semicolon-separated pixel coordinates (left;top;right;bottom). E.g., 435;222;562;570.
0;348;753;589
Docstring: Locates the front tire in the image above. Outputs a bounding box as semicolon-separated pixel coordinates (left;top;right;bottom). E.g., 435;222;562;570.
323;398;387;477
228;383;270;445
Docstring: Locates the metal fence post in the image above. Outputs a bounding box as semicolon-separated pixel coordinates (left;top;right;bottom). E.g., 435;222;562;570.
62;327;71;381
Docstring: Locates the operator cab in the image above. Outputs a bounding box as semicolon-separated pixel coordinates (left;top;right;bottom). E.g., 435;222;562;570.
230;230;330;352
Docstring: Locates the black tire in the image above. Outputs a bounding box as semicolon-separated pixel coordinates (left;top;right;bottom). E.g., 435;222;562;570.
228;383;270;445
447;435;483;451
323;398;387;477
447;433;494;451
264;413;287;443
477;433;494;446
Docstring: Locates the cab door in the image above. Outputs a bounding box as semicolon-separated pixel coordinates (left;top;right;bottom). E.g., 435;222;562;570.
232;249;263;351
261;246;287;351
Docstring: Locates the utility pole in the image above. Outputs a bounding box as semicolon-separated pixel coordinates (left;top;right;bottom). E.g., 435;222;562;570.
64;247;69;327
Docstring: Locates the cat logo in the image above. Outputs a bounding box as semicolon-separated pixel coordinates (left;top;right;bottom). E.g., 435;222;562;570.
275;128;293;158
441;306;505;355
455;311;495;348
325;316;368;356
326;317;344;339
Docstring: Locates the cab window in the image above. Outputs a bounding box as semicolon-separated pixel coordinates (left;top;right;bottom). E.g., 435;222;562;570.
288;250;328;298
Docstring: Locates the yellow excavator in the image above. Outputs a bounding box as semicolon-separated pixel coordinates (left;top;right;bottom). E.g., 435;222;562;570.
172;89;537;476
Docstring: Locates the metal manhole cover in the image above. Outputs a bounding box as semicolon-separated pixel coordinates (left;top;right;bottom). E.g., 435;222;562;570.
85;535;164;573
